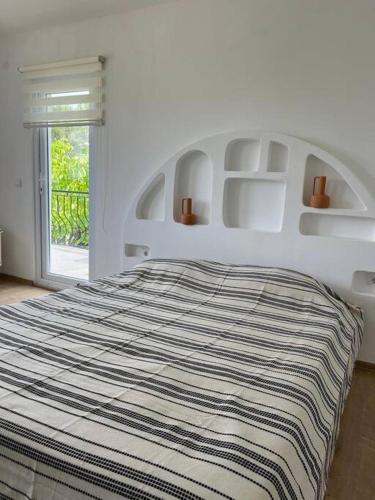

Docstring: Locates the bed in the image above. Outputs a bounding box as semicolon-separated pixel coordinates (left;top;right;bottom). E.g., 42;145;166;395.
0;259;363;499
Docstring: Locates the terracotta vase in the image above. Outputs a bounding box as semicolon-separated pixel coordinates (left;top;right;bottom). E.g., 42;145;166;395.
310;176;330;209
181;198;196;225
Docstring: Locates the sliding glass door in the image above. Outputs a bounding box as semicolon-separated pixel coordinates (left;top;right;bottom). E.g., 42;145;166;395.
39;126;91;284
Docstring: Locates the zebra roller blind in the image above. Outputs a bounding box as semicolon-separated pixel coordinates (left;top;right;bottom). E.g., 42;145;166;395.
18;56;105;128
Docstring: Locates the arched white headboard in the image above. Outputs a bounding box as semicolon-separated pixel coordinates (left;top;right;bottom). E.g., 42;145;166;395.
124;131;375;362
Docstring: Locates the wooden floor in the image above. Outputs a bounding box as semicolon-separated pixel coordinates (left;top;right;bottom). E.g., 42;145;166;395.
0;275;50;304
0;276;374;499
325;365;375;499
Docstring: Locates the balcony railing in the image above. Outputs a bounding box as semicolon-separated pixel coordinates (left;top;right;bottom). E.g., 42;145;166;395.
51;190;89;248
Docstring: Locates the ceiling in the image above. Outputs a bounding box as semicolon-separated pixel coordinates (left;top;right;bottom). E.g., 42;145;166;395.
0;0;174;35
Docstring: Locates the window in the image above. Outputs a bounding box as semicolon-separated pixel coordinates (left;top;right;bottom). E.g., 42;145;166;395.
18;56;104;286
48;126;90;280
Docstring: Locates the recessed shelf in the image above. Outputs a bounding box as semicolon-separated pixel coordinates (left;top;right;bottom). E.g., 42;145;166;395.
352;271;375;296
223;178;286;231
136;174;165;221
173;150;212;225
303;155;364;210
225;139;260;172
125;244;150;258
267;141;288;172
300;213;375;241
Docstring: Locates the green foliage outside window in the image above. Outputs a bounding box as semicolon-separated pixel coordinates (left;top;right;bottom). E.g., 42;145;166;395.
50;127;90;248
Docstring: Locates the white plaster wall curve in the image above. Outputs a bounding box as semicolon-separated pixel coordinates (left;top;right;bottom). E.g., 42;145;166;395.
123;131;375;362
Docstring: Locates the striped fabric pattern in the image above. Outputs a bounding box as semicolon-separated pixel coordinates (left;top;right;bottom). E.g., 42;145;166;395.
0;259;363;500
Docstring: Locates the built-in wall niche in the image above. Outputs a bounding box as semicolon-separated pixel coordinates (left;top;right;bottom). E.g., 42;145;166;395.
223;178;286;231
303;155;364;210
300;213;375;242
136;174;165;221
352;271;375;296
267;141;288;173
173;150;212;225
225;139;260;172
125;244;150;258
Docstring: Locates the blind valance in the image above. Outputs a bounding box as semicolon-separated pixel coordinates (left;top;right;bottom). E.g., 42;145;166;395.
18;56;105;128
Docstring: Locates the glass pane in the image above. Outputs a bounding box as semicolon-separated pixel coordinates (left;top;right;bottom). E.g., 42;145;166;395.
49;126;89;280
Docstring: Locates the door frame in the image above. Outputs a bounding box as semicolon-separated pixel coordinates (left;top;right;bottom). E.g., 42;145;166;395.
33;127;97;289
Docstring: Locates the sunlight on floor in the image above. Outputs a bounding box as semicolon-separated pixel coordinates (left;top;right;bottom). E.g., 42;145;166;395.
50;245;89;281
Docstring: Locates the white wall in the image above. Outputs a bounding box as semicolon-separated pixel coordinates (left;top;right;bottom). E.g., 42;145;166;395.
0;0;375;281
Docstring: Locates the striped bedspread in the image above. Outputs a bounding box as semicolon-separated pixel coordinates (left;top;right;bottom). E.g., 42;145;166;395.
0;259;363;500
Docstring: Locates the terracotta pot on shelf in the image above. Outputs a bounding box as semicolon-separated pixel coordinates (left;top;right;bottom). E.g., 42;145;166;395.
310;176;330;209
181;198;196;225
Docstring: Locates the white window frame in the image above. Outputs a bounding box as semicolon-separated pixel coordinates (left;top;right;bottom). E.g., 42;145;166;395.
33;127;97;289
